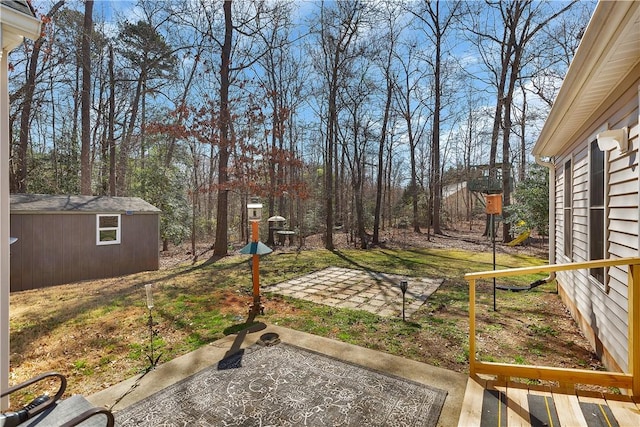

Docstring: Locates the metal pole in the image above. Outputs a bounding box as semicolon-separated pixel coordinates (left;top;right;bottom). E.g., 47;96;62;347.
251;221;261;315
492;213;497;311
145;283;159;369
148;308;154;366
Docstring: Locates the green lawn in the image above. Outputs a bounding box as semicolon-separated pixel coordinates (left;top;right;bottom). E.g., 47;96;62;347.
10;246;598;399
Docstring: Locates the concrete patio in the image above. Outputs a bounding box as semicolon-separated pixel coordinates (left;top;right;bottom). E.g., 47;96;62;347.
266;267;443;318
88;324;467;426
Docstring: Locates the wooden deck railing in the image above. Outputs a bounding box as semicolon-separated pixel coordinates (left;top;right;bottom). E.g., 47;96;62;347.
465;257;640;396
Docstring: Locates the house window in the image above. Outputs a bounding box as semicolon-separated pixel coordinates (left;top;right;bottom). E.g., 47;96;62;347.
563;160;572;258
97;214;121;245
589;140;605;284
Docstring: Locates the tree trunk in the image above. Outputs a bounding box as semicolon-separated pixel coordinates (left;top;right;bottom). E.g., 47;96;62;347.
207;128;216;235
213;0;234;256
519;86;527;183
108;44;116;196
117;74;144;195
80;0;93;195
431;42;442;235
502;31;525;243
409;128;420;233
373;58;393;245
483;30;511;237
324;60;339;251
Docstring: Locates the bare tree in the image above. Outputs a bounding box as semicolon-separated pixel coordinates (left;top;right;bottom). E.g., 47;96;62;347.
410;0;461;235
213;0;273;255
530;2;589;108
340;64;374;248
311;0;368;250
253;0;306;245
372;2;402;245
106;45;117;195
12;1;65;193
116;18;177;195
211;0;235;256
7;0;587;254
393;40;431;233
465;0;578;240
80;0;93;195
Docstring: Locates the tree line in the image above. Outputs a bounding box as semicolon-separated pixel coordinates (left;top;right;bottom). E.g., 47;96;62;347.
7;0;593;254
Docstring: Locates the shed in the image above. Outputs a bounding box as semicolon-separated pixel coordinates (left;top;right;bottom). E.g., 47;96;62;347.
10;194;161;292
532;1;640;373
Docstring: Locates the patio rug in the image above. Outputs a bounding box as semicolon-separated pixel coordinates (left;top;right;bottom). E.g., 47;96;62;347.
115;342;447;426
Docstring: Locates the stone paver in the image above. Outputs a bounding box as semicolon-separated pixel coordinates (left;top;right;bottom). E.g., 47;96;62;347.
266;267;443;319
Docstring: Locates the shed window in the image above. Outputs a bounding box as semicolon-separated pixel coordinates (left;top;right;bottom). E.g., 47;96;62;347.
97;214;121;245
563;159;572;258
589;140;605;284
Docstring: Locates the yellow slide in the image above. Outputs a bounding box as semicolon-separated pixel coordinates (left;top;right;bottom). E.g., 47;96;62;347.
507;229;530;246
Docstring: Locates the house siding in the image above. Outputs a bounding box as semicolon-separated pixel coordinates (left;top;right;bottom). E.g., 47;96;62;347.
554;83;639;372
556;165;565;258
10;212;159;292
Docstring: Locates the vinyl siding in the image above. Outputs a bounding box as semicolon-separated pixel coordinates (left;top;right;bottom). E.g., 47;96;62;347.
554;84;639;372
605;96;639;369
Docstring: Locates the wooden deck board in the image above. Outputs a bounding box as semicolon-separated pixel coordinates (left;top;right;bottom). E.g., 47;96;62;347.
459;376;640;426
485;380;507;426
605;395;640;427
526;386;560;427
505;383;529;427
458;376;486;426
549;391;588;426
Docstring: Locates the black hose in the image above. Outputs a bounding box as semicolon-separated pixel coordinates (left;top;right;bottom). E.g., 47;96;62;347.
528;279;547;289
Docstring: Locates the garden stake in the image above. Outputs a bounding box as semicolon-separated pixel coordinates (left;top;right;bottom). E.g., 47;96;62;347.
145;284;161;370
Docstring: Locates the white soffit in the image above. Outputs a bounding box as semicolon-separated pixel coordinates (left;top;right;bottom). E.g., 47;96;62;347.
533;1;640;157
1;1;41;51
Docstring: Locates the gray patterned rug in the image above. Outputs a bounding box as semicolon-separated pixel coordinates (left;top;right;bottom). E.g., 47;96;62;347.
115;342;447;426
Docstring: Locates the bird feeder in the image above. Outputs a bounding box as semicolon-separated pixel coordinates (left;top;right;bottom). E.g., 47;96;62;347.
247;203;263;221
485;194;502;215
242;200;270;318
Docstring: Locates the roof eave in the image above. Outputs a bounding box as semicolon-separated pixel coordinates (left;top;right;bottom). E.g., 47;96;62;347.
532;1;640;158
1;3;41;52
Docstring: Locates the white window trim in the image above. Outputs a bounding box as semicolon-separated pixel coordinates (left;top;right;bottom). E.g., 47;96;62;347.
587;137;609;290
96;214;121;245
563;157;573;261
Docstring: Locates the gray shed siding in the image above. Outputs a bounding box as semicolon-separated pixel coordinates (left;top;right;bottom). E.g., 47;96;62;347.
554;82;639;372
10;204;160;292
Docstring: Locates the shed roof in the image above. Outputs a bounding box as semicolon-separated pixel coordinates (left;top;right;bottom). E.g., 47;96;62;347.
10;194;161;214
532;1;640;157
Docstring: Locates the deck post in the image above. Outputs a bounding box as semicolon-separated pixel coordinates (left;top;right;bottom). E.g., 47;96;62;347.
0;38;10;409
469;278;476;375
629;263;640;396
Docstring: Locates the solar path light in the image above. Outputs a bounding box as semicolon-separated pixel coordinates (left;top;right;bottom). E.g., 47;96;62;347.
399;280;408;322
